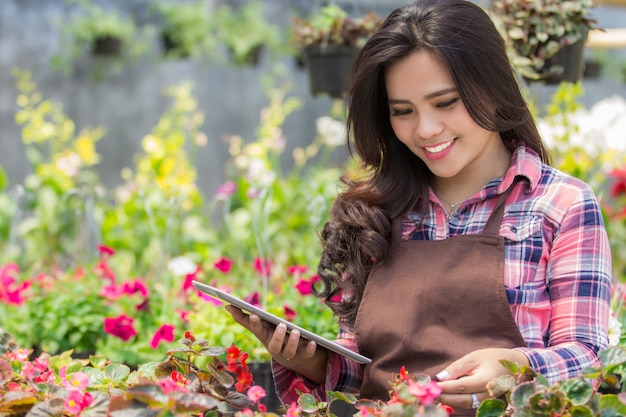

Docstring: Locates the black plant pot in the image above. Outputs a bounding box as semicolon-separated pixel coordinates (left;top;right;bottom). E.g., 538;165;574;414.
541;36;587;85
92;36;123;56
248;361;283;413
303;45;358;99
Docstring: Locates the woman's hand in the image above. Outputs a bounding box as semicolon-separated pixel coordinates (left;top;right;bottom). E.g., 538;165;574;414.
434;348;531;410
226;305;328;383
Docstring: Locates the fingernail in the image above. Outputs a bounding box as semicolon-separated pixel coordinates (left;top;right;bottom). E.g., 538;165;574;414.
435;370;449;381
277;323;286;332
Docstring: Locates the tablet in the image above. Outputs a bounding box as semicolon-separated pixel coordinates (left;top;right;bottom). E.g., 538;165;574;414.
192;280;372;365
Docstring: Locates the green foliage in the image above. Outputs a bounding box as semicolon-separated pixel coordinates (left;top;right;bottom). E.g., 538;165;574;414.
51;0;147;75
476;350;626;416
215;1;284;66
290;4;383;50
10;69;106;270
0;332;257;416
152;1;219;59
490;0;597;81
101;81;213;276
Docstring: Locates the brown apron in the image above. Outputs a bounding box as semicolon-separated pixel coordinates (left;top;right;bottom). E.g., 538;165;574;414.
354;185;527;416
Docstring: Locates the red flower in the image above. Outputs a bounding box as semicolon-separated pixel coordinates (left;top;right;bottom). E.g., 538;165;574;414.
122;279;149;297
284;305;296;321
399;366;410;381
103;314;137;341
244;292;260;307
609;167;626;198
253;257;272;276
214;257;233;274
184;331;196;342
287;265;308;276
235;367;254;392
97;244;115;256
150;324;175;349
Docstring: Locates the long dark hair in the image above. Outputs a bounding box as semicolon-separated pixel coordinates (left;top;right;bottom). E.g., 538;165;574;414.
315;0;551;325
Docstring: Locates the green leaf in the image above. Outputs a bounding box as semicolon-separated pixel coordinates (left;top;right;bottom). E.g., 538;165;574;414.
599;393;626;414
0;391;39;413
568;405;595;417
510;382;542;409
476;398;507;417
106;362;131;381
298;393;319;413
561;378;593;405
600;346;626;368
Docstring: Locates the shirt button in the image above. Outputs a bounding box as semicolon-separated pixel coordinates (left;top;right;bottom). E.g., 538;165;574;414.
510;226;517;233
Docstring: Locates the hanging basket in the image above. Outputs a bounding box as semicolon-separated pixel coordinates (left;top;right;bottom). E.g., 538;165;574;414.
92;36;123;56
541;36;588;85
303;44;358;99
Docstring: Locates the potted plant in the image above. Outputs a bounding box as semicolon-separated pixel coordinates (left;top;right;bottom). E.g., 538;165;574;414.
214;0;284;67
51;0;141;74
152;1;218;60
290;5;383;98
490;0;598;84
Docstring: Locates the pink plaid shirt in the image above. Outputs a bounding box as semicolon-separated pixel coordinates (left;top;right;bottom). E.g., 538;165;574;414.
273;145;612;403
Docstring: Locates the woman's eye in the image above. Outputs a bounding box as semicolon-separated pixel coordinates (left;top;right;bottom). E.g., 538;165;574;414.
436;98;459;108
391;108;412;116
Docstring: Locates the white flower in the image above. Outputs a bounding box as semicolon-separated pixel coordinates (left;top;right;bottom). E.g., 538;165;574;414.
316;116;345;147
55;151;81;177
608;311;623;347
167;256;197;276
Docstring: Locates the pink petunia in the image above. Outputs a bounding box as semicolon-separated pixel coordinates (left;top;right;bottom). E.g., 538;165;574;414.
103;314;137;341
150;324;175;349
287;265;308;276
214;257;233;274
253;257;272;276
97;244;115;256
244;292;260;307
122;279;149;297
284;305;296;321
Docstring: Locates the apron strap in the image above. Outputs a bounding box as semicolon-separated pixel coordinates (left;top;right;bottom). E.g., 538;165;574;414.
482;178;519;236
391;178;520;241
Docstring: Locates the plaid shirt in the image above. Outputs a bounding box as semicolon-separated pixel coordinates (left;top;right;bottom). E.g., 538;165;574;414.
273;145;612;404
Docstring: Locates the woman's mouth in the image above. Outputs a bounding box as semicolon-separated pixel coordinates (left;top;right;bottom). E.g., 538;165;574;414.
423;139;456;160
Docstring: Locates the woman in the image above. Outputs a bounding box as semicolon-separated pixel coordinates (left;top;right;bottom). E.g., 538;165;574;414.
227;0;612;414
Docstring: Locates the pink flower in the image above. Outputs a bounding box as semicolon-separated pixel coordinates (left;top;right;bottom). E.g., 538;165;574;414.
284;305;296;321
216;181;236;199
244;292;260;307
103;314;137;341
287;265;308;276
177;309;190;322
65;390;94;415
0;263;31;305
158;371;190;393
97;244;115;256
286;402;301;417
214;257;233;273
253;257;272;276
62;369;90;391
247;385;267;403
122;279;149;297
295;278;313;295
406;380;442;405
151;324;175;349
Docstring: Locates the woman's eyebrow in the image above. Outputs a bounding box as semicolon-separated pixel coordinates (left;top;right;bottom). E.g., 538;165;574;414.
388;87;458;104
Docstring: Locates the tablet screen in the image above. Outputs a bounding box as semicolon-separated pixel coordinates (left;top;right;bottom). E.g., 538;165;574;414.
192;280;372;365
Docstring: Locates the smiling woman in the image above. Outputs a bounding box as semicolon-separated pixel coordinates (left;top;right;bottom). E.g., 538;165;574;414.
224;1;613;416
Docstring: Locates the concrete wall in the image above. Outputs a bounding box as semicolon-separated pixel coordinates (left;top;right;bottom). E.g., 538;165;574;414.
1;0;625;198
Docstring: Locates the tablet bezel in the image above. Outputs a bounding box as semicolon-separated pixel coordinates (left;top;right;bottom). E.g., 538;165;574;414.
192;280;372;365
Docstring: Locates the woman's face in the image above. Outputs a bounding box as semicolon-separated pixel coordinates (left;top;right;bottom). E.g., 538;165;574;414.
385;50;506;184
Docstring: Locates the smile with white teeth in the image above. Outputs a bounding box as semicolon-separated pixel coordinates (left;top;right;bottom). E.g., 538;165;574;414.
424;139;455;153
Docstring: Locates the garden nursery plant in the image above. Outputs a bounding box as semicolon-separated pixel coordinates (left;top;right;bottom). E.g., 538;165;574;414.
1;65;626;415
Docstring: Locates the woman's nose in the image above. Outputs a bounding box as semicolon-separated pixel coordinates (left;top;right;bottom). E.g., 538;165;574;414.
416;113;444;140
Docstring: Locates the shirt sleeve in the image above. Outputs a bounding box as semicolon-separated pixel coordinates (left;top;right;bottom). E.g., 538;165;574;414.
272;326;363;405
516;185;612;382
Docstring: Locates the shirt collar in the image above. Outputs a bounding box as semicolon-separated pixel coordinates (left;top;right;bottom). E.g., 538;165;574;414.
499;144;542;194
